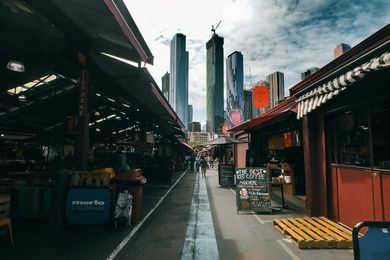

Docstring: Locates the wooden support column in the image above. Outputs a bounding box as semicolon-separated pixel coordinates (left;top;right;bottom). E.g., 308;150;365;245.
76;70;90;171
302;111;328;216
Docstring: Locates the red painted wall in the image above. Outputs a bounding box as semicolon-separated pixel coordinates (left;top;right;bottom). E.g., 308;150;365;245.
337;167;375;228
381;173;390;220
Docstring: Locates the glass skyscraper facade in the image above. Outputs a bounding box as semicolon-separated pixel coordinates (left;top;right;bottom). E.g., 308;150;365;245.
243;88;253;121
162;72;170;102
169;33;189;129
206;34;224;133
226;51;244;127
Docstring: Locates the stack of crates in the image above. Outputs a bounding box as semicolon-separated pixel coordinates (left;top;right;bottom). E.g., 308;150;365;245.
71;168;115;187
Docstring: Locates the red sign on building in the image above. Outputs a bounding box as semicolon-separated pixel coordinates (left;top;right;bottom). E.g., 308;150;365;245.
253;83;269;108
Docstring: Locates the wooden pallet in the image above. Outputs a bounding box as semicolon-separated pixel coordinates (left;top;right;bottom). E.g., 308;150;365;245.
273;216;352;249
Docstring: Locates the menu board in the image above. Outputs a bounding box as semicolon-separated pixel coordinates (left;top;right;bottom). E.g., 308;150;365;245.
235;167;272;213
219;164;235;187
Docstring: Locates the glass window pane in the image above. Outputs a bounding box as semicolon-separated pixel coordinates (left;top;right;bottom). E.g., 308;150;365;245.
371;108;390;169
331;109;370;166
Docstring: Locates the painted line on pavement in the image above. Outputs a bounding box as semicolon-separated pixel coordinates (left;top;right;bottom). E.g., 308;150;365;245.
181;173;220;260
277;239;301;260
106;168;189;260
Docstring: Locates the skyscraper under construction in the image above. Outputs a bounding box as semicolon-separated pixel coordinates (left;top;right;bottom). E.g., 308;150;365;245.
206;33;224;133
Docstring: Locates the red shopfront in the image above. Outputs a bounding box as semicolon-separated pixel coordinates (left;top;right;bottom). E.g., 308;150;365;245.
291;25;390;227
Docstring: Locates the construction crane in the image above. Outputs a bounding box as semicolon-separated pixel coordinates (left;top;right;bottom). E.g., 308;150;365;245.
211;20;221;34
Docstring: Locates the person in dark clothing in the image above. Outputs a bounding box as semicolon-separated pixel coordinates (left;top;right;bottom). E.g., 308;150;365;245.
200;157;207;177
190;155;195;171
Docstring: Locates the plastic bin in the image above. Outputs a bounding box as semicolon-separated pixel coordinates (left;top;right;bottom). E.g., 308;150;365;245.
111;169;146;224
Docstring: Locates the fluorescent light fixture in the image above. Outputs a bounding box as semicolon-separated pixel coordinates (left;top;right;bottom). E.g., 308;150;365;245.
96;93;101;96
18;95;27;101
107;97;115;102
100;52;139;68
7;60;25;72
122;103;130;108
107;114;116;119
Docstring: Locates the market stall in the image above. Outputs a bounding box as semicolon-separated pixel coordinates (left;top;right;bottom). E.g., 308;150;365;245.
0;0;186;249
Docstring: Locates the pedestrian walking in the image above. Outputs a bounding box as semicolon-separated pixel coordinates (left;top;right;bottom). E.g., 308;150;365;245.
200;156;207;177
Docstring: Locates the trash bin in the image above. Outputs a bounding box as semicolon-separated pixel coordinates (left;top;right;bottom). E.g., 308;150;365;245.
111;169;146;224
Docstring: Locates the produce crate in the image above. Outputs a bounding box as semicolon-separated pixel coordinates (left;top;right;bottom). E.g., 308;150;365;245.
273;216;352;249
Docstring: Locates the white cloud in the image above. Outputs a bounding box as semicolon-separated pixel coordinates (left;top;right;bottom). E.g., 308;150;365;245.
125;0;390;123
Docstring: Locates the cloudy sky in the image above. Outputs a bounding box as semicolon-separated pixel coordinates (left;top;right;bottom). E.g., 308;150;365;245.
124;0;389;125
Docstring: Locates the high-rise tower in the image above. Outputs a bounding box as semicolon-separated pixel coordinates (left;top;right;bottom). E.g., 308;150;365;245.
334;43;351;59
206;34;224;133
243;88;253;121
266;71;285;108
188;104;193;123
226;51;244;127
170;33;189;128
162;72;170;102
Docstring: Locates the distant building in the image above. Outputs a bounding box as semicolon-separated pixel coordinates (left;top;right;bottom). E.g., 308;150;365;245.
243;88;253;120
188;121;201;132
206;33;224;133
188;132;208;145
266;71;284;109
334;43;351;59
188;104;193;123
162;72;170;101
226;51;244;127
301;67;320;80
170;33;189;128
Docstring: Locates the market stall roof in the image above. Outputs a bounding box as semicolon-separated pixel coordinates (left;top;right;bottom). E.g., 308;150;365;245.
228;97;297;132
0;0;183;143
200;136;248;146
290;24;390;119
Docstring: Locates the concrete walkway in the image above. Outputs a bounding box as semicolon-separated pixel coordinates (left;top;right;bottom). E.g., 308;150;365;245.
205;168;353;260
181;172;219;260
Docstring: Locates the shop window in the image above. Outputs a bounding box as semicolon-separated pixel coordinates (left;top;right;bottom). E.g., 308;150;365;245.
331;109;370;166
371;107;390;169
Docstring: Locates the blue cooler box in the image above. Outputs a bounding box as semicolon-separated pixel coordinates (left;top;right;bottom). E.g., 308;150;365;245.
66;187;111;225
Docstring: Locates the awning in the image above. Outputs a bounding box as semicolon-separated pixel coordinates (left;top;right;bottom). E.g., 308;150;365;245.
296;51;390;119
179;140;194;151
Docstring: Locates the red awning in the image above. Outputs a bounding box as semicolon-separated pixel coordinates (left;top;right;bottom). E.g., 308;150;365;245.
180;140;194;151
228;97;297;132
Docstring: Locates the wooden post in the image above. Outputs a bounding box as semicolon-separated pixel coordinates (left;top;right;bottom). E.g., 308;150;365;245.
302;111;328;217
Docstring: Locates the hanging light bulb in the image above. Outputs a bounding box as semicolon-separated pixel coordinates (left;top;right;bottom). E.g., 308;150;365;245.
7;60;25;72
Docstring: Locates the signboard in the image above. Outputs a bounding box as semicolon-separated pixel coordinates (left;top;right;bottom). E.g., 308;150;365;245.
235;167;271;213
219;164;235;187
66;187;111;225
253;81;270;108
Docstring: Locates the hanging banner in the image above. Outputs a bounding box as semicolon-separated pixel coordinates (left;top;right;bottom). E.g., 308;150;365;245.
253;81;270;108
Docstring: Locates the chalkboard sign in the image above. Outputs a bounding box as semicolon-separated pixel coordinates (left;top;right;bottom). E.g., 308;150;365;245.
219;164;235;187
235;167;271;213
